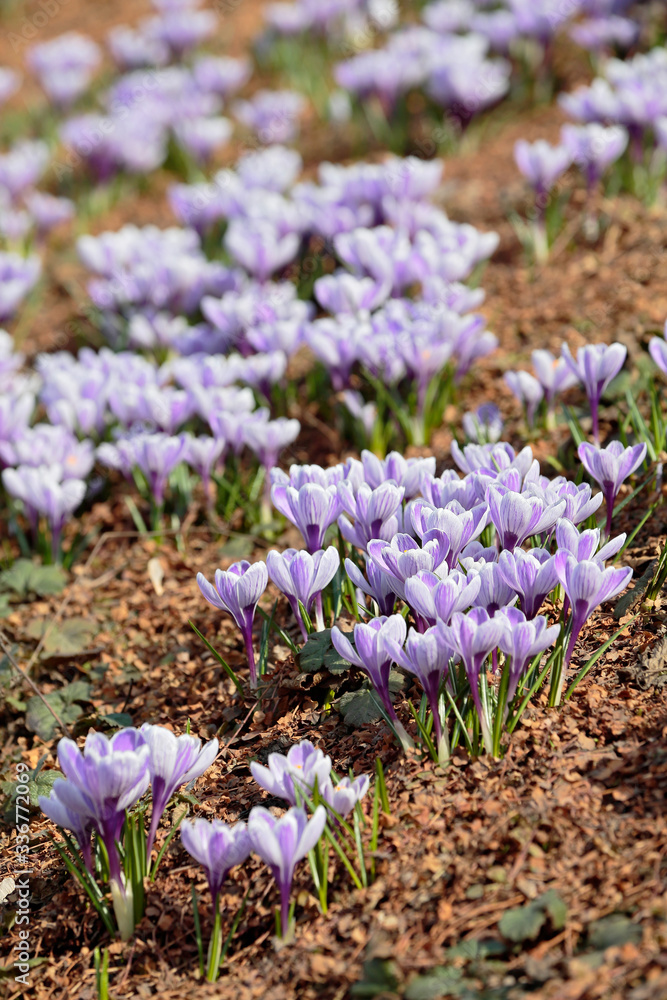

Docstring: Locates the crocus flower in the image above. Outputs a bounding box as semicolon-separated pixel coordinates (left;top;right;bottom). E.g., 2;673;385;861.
555;519;626;565
561;342;627;445
486;485;566;550
27;32;101;108
554;552;632;699
560;123;628;192
497;607;561;704
320;775;370;818
649;333;667;377
139;724;219;858
531;349;578;411
504;371;544;427
247;805;326;938
410;499;488;570
472;562;519;615
439;608;508;750
0;67;20;107
271;482;342;553
514;139;572;196
197;561;269;687
266;546;340;638
344;555;396;617
497;548;560;619
337;480;405;550
180;818;250;910
0;252;41;322
331;616;413;750
39;781;96;873
404;569;481;629
2;465;86;559
40;729;150;939
356;451;436;500
250;740;332;806
385;626;458;763
462;404;503;444
578;441;647;535
366;531;449;601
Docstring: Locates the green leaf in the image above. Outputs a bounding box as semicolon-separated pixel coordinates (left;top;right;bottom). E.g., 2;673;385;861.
499;904;547;943
339;688;383;726
0;560;33;595
24;617;98;657
499;891;568;943
446;940;506;961
25;681;91;740
587;914;642;950
0;560;67;597
298;628;352;675
541;889;568;931
350;959;399;997
27;564;68;596
405;967;465;1000
2;762;62;816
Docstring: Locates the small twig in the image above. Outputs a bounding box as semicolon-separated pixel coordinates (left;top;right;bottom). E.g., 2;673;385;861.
0;630;70;738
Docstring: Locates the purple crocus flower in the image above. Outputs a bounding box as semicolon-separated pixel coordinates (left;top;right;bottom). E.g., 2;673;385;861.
514;139;572;195
344;556;397;617
320;774;370;818
0;67;21;107
244;417;300;473
247;805;326;938
497;548;560;619
357;450;436;500
366;532;449;602
41;729;150;938
560;123;628;191
197;561;269;688
314;272;390;315
649;331;667;377
39;781;96;873
385;625;459;763
561;342;627;445
271;482;342;553
2;465;86;559
531;349;578;411
183;434;226;504
497;607;560;704
486;485;566;550
578;441;647;535
193;55;252;99
97;433;187;509
250;740;332;806
504;371;544;427
462;404;504;445
546;479;603;526
404;569;481;629
440;608;508;750
554;552;632;677
337;480;405;550
225;220;300;282
27;32;101;108
331;616;413;750
139;724;219;858
180;819;250;911
233;89;306;144
555;519;626;565
0;252;41;322
410;499;488;570
266;546;340;638
472;562;519;615
0;140;48;199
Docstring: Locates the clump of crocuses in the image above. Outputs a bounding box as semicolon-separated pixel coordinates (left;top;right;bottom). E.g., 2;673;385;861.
40;725;218;940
